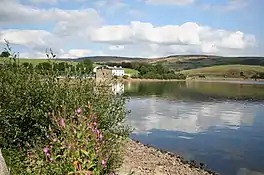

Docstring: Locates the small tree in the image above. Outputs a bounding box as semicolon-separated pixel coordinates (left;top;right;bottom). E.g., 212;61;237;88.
0;51;10;58
22;62;33;70
83;59;93;73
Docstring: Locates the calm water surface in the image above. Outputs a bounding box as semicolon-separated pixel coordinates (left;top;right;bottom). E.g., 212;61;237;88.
124;81;264;175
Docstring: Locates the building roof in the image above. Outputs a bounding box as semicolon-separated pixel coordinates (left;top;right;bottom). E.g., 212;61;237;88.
93;65;123;72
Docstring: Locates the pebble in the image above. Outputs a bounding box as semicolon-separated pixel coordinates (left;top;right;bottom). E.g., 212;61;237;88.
117;139;219;175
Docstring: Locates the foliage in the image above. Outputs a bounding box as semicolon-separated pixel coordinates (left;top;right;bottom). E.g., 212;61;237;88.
33;59;93;76
35;61;53;73
105;61;186;79
83;59;94;73
123;68;138;76
0;51;10;58
22;62;34;70
0;42;130;174
135;63;186;79
123;75;129;79
0;65;129;173
25;106;124;174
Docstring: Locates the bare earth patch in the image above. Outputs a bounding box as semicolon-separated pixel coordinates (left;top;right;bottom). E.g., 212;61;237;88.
117;139;219;175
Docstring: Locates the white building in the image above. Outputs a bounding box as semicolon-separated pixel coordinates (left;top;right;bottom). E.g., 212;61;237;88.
111;66;124;77
94;65;125;78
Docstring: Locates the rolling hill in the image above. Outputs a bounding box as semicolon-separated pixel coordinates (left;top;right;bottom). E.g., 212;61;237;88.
79;55;264;72
1;55;264;74
180;65;264;78
59;56;145;62
147;56;264;71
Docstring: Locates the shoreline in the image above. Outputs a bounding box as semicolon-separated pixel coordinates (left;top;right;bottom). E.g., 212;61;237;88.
123;78;264;83
123;78;186;82
118;139;219;175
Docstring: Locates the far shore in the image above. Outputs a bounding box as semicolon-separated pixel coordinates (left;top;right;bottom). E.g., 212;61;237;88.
123;77;264;83
123;78;186;82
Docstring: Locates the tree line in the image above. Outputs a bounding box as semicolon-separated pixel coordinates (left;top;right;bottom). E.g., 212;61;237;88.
105;61;186;79
16;59;94;76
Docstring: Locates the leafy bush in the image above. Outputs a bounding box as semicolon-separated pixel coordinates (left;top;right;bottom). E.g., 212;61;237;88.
25;105;123;174
123;75;129;79
0;60;130;174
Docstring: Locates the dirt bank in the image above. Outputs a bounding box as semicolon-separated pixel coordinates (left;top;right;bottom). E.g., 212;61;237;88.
117;139;219;175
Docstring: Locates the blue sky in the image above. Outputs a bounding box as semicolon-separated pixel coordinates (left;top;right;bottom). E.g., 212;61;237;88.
0;0;263;58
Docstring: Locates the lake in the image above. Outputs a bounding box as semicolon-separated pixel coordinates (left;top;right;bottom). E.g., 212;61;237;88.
124;81;264;175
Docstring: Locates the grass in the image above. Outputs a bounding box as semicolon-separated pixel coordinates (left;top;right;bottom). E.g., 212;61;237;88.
124;68;139;76
180;65;264;77
0;58;78;66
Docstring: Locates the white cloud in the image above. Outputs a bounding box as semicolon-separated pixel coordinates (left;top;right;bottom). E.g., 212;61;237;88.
0;0;260;57
61;49;91;58
0;29;57;51
88;21;256;56
126;98;257;134
0;0;102;26
201;43;219;53
90;25;134;44
108;45;125;51
145;0;195;5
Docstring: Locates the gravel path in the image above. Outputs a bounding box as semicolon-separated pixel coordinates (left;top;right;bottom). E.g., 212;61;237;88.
117;139;219;175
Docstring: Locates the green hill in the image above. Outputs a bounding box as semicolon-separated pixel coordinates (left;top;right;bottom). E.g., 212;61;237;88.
0;58;78;66
180;65;264;78
153;56;264;71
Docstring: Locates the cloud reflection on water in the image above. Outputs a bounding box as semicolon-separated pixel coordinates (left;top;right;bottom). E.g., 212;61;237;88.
127;97;258;134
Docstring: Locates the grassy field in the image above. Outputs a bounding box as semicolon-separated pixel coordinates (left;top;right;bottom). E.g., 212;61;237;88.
0;58;78;66
180;65;264;78
124;68;139;76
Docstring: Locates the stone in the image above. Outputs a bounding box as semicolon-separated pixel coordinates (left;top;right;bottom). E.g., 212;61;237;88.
0;149;9;175
119;139;218;175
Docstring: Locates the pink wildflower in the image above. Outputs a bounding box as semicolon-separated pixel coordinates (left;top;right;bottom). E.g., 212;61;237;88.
95;129;100;134
43;147;49;153
60;119;65;127
99;133;103;139
93;121;97;126
76;108;82;114
102;159;106;166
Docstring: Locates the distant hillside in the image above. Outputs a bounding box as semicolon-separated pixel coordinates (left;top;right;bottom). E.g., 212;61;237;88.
146;56;264;71
2;55;264;72
180;65;264;78
77;55;264;71
59;56;145;63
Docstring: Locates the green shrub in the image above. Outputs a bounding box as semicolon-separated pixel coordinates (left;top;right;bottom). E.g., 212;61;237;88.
123;75;129;79
25;106;123;174
0;63;130;174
